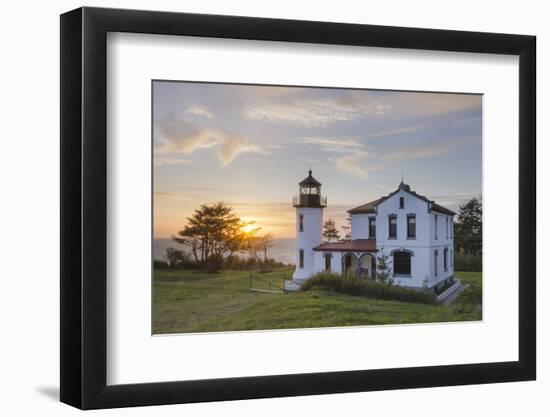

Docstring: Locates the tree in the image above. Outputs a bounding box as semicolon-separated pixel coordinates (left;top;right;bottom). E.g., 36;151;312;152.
323;219;341;243
455;197;482;256
341;215;352;241
256;232;275;263
172;202;246;269
165;247;188;269
375;248;393;284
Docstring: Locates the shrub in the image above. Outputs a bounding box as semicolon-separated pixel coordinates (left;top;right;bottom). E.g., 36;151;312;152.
153;259;169;270
206;253;224;273
454;252;482;272
222;255;292;271
301;272;435;304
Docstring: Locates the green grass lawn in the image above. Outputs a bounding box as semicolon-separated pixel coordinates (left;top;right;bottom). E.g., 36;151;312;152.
153;269;482;334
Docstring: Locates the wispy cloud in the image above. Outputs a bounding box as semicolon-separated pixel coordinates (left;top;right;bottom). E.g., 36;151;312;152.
154;155;195;166
332;151;369;179
185;105;214;119
299;136;365;153
368;124;426;138
389;93;481;117
384;142;455;162
244;91;390;127
154;191;192;201
384;136;479;162
155;115;265;167
216;135;263;167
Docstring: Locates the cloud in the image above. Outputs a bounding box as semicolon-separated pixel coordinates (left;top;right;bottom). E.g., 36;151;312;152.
154;191;191;201
185;105;214;119
388;93;481;117
216;135;264;166
332;152;369;179
299;136;364;150
384;142;455;162
243;91;390;127
155;115;264;167
153;154;195;166
155;115;220;154
368;124;426;138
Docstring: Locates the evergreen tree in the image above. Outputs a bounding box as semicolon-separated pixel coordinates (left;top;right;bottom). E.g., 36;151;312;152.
455;197;482;256
323;219;341;243
375;248;393;284
172;202;245;270
341;215;352;241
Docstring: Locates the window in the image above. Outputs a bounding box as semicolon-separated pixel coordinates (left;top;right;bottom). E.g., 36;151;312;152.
434;214;438;239
446;217;449;239
393;251;411;275
299;214;304;232
299;249;304;268
324;254;332;271
369;217;376;238
444;248;448;271
451;249;453;266
399;197;404;209
388;215;397;238
434;249;438;276
407;214;416;238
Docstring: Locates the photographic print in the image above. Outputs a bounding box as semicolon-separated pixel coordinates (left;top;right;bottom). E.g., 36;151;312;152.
152;81;482;335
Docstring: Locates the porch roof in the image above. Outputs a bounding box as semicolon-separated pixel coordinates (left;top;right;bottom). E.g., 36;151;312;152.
313;239;377;253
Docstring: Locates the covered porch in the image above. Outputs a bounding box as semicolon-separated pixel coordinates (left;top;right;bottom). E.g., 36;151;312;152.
313;239;377;279
342;252;376;278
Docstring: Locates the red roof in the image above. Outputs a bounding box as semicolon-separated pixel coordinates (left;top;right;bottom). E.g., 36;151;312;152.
313;239;377;252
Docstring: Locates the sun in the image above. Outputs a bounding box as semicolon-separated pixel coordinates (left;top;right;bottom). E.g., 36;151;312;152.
241;223;255;234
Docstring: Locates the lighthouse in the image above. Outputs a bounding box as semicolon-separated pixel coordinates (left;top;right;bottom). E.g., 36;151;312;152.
289;170;326;288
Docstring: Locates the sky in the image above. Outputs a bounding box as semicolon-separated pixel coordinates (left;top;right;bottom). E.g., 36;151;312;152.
153;81;482;238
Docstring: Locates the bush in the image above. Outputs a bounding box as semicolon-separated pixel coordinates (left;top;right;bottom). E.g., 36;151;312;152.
222;255;291;271
301;272;435;304
454;252;482;272
153;259;169;270
206;253;224;273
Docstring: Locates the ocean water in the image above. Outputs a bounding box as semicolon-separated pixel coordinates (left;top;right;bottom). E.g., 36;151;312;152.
153;237;296;265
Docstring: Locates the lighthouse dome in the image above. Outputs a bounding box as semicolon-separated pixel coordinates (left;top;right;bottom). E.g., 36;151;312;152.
299;170;322;187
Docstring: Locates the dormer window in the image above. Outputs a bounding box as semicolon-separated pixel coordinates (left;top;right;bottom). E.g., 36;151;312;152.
399;197;404;209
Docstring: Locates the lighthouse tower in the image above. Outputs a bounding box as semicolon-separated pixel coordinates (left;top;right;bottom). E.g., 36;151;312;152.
290;170;326;286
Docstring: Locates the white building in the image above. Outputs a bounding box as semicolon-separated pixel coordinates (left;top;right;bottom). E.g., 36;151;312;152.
289;170;456;292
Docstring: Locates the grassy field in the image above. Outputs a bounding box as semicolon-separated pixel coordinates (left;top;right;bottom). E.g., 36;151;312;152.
153;268;482;334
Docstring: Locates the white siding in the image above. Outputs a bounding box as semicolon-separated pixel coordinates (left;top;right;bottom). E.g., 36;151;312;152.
350;214;371;239
374;190;454;288
293;207;323;281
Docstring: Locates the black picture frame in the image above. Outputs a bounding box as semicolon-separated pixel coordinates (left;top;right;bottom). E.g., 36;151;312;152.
60;6;536;410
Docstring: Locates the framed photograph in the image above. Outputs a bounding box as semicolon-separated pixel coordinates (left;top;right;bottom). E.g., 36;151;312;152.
60;7;536;409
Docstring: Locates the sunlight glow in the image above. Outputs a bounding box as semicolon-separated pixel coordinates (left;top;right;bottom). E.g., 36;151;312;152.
241;223;256;234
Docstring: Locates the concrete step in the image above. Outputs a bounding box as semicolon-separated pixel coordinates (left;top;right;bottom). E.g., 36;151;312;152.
436;280;467;305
